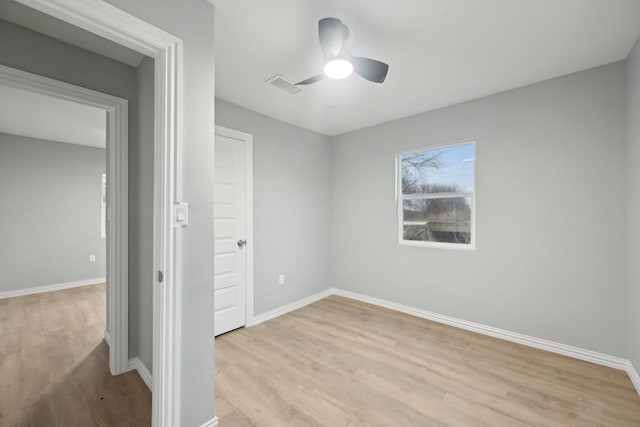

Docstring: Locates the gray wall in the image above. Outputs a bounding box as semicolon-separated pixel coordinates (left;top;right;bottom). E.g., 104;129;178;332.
103;1;217;424
0;19;152;365
0;18;138;108
132;56;154;371
331;62;627;357
626;36;640;370
0;133;106;291
215;99;332;315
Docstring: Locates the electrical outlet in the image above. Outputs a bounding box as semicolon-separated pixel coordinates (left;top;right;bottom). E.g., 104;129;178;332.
89;254;96;263
278;274;285;285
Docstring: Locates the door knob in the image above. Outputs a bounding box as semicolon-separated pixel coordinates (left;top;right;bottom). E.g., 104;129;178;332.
237;239;247;248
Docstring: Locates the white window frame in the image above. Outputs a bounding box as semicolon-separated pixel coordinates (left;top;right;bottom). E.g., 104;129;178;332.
396;141;476;250
101;172;107;239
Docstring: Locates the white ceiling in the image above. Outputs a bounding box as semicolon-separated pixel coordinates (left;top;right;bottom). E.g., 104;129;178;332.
0;1;145;67
213;0;640;136
0;84;106;148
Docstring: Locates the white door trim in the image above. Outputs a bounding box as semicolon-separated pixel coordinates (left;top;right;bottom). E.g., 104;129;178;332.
15;1;184;425
215;125;254;326
0;63;129;375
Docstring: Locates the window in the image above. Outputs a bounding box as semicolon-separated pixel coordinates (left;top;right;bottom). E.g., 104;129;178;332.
101;173;107;239
397;142;475;249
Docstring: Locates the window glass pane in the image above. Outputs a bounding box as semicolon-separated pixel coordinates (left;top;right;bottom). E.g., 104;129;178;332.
401;143;474;194
101;173;106;239
402;197;471;244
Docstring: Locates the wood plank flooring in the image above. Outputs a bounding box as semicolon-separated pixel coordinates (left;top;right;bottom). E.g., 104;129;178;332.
216;295;640;426
0;284;151;427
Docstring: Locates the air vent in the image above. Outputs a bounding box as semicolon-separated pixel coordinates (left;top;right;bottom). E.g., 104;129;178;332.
265;74;301;95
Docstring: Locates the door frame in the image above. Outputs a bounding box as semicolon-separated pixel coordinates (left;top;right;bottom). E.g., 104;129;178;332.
215;125;254;327
0;63;129;374
15;0;184;425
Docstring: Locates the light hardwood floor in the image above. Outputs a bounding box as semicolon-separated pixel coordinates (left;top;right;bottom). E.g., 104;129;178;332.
216;295;640;426
0;284;151;427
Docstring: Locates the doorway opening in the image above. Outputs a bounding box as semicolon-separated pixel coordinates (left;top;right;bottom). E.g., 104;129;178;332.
0;63;130;373
7;0;187;424
0;63;136;423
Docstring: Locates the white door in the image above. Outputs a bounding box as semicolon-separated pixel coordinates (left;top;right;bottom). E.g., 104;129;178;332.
214;126;252;336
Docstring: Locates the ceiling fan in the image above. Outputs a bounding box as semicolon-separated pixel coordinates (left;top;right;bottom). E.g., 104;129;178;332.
296;17;389;86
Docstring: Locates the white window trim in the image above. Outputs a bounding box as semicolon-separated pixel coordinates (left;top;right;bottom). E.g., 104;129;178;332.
101;172;107;239
396;140;476;251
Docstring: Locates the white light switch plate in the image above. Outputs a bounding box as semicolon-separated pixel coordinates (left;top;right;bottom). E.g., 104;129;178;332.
175;202;189;227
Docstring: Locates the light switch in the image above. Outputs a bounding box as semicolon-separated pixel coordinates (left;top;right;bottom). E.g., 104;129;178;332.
89;254;96;263
175;202;189;227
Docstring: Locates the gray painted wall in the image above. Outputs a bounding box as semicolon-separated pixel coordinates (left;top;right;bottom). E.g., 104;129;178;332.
626;36;640;370
103;1;217;424
0;133;106;291
331;62;627;357
215;99;332;315
0;19;151;364
0;18;138;106
132;56;154;372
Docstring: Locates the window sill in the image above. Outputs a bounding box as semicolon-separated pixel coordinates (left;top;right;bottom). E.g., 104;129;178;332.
399;240;476;251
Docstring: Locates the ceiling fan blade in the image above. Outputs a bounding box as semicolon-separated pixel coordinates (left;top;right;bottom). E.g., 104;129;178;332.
352;57;389;83
296;74;324;85
318;17;348;59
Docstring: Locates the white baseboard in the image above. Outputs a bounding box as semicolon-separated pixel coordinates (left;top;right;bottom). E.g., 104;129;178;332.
0;277;106;300
200;417;218;427
331;288;628;370
104;330;111;346
249;288;333;326
127;357;153;390
628;361;640;396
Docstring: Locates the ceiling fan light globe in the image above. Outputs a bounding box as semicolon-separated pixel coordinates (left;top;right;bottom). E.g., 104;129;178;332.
323;59;353;79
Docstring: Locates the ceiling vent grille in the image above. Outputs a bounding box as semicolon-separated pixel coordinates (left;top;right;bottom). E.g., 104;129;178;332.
265;75;301;95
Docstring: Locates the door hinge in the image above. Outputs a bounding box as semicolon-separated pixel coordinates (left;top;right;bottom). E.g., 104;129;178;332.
157;270;164;284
